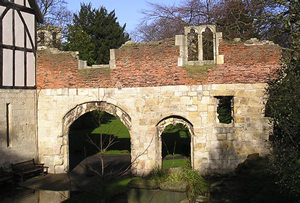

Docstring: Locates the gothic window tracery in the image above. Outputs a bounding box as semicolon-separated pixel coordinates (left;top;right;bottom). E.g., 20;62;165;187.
187;29;199;61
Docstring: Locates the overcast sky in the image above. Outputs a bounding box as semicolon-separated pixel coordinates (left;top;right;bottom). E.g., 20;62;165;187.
65;0;182;33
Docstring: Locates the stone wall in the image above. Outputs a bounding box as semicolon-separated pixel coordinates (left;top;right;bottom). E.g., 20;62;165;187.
38;83;271;175
0;89;37;168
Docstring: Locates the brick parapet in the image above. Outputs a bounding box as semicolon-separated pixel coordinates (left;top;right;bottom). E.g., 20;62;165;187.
37;38;281;89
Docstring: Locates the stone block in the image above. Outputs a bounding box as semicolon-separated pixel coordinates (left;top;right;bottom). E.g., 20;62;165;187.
192;97;199;105
174;91;183;97
200;96;210;104
195;143;206;151
180;96;192;105
188;91;197;96
56;88;68;96
198;104;208;112
203;91;210;96
234;116;245;123
54;165;65;173
217;134;227;140
187;105;198;112
210;90;235;96
217;55;224;64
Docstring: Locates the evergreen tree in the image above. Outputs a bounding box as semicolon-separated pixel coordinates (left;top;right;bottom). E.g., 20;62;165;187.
266;0;300;198
64;3;129;65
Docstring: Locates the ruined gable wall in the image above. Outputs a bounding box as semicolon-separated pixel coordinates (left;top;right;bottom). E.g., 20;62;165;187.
37;39;281;90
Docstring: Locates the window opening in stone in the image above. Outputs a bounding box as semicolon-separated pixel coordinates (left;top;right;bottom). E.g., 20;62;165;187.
202;27;214;60
39;32;45;45
161;123;191;169
215;96;233;124
52;32;57;47
68;111;131;172
187;29;199;61
52;32;57;41
6;103;11;147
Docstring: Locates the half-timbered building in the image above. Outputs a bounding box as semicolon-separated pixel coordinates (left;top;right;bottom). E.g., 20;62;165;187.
0;0;43;168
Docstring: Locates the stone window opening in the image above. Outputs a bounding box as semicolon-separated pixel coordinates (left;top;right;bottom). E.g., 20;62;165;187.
6;103;11;147
187;29;199;61
202;27;214;60
175;25;224;66
215;96;234;124
52;32;57;45
39;32;45;45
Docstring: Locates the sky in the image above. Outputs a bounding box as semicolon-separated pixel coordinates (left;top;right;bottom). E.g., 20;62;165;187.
65;0;182;34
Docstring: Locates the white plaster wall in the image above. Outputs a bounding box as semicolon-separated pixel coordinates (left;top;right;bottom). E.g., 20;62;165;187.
38;83;271;175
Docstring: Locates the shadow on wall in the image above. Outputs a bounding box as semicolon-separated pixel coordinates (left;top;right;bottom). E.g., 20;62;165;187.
207;125;239;174
206;123;270;174
0;129;38;170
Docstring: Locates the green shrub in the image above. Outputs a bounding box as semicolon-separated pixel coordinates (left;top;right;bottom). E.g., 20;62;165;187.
147;164;209;200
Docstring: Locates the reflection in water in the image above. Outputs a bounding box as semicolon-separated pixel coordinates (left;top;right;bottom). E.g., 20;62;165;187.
0;188;70;203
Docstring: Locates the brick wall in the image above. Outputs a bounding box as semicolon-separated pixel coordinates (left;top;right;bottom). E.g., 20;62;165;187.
37;38;281;89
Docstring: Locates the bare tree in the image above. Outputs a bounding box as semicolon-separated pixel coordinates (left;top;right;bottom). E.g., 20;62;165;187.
37;0;72;37
133;0;283;43
132;0;219;42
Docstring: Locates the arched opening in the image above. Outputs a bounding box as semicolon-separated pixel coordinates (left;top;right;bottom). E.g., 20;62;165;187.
188;28;199;61
161;123;191;168
157;116;194;169
68;111;131;171
202;27;214;60
62;102;132;176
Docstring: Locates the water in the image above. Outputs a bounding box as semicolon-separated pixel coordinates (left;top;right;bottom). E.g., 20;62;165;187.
0;188;70;203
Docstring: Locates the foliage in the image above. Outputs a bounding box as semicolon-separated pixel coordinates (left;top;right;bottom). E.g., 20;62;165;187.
64;3;130;65
147;164;209;200
216;96;233;124
163;123;190;138
161;123;191;158
266;0;300;198
92;116;130;139
214;0;257;40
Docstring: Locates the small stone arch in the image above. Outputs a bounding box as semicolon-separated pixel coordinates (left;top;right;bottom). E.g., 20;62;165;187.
156;115;195;168
62;101;131;136
61;101;131;172
202;27;214;60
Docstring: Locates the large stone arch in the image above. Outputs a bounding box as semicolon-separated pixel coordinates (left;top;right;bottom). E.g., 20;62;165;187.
61;101;131;171
156;115;195;168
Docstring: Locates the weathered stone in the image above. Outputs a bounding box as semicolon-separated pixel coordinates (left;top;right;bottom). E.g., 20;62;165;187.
159;181;188;192
128;179;159;189
34;83;273;174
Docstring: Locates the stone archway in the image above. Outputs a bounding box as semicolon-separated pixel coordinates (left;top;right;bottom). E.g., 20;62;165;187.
61;101;131;172
156;115;194;168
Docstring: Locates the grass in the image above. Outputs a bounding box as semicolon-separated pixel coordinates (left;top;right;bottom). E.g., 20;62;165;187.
102;150;130;155
184;64;216;80
165;154;182;158
92;117;130;139
162;158;189;169
147;165;209;199
78;68;110;79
